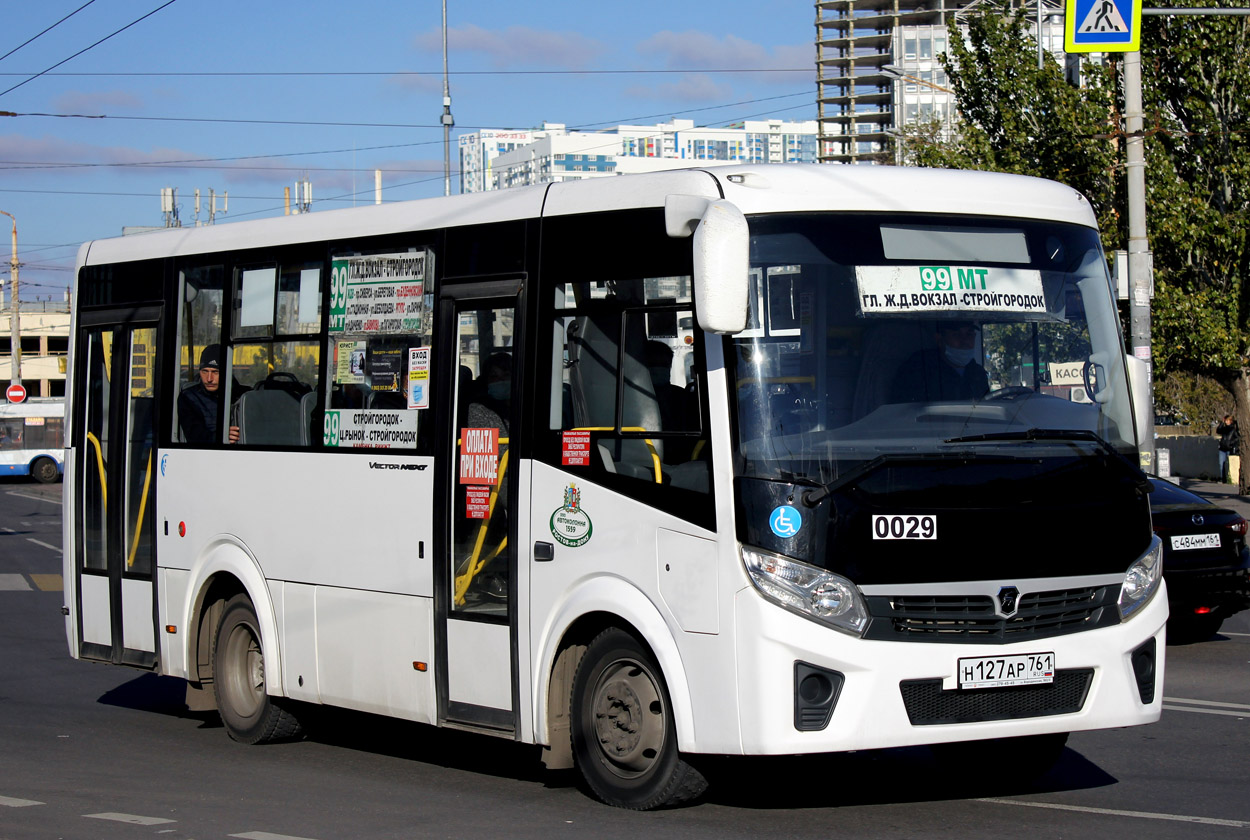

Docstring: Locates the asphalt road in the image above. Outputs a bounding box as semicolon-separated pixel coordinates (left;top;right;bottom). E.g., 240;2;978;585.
1;476;1247;840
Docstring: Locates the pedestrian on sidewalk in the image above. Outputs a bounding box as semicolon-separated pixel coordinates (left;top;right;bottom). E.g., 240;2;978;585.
1217;413;1239;483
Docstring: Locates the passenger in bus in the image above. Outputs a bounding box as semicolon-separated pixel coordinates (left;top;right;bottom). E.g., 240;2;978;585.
178;344;243;444
466;353;511;434
890;321;989;403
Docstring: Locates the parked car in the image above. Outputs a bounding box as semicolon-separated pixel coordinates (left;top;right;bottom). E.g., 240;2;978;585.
1149;477;1250;642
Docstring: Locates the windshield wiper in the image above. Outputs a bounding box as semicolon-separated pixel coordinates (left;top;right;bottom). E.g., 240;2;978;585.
943;428;1153;495
801;451;977;507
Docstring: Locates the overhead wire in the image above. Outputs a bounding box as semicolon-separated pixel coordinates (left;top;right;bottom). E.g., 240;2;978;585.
0;0;180;99
0;0;100;64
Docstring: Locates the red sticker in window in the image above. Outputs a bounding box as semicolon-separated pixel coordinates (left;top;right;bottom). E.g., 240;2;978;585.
460;427;499;485
465;486;492;519
562;430;591;466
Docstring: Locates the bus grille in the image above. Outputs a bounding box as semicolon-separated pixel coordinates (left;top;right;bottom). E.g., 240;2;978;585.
863;586;1119;643
900;669;1093;725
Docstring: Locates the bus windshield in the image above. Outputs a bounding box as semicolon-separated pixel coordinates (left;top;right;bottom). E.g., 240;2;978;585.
728;213;1135;485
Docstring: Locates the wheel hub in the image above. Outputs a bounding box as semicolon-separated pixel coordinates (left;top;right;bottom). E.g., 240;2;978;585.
594;678;643;757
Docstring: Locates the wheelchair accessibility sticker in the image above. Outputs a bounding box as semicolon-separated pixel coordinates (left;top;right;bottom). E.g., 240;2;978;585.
551;484;593;547
769;505;802;539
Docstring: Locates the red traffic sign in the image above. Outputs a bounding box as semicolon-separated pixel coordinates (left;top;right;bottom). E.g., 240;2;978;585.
6;384;27;403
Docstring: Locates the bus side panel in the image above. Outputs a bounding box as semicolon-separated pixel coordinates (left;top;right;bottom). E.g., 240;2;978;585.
528;460;744;755
158;449;436;719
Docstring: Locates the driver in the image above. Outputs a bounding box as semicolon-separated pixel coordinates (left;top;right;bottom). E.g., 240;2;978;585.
891;320;989;402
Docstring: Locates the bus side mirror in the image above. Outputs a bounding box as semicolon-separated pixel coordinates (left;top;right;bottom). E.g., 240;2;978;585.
665;195;749;335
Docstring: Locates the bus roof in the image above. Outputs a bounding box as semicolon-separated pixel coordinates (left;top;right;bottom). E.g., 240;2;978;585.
77;165;1095;268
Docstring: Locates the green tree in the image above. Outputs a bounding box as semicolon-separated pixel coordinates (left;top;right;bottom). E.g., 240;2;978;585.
903;1;1250;489
901;7;1122;247
1140;2;1250;488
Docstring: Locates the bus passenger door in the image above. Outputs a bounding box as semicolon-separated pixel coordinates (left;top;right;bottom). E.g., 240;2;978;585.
73;313;161;668
436;282;521;732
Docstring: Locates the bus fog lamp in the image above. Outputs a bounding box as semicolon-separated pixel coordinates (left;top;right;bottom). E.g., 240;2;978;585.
742;546;868;636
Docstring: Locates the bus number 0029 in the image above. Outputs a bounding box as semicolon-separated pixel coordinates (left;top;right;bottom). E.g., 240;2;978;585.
871;514;936;540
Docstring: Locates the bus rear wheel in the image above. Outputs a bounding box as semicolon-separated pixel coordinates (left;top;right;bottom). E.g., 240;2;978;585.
212;594;302;744
30;457;58;484
569;628;707;809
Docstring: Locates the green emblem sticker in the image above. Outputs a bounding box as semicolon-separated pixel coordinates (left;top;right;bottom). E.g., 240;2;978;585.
550;484;593;548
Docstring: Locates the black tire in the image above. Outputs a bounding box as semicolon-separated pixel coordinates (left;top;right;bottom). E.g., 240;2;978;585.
932;732;1069;783
1168;613;1224;644
30;457;59;484
569;628;707;809
212;594;302;744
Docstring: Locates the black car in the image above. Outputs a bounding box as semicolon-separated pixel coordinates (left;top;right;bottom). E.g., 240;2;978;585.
1150;478;1250;641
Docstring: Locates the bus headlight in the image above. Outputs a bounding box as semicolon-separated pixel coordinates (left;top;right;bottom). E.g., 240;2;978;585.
742;546;868;636
1118;535;1163;621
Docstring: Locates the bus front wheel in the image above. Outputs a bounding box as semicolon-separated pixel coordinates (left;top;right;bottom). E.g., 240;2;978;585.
30;457;59;484
212;594;302;745
569;627;707;809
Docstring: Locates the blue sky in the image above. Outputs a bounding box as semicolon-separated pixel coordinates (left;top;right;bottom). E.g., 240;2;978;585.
0;0;817;301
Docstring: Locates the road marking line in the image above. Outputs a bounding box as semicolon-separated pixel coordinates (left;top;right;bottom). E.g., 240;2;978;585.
1165;696;1250;711
0;574;31;591
1164;705;1248;718
26;538;59;552
29;573;62;591
978;798;1250;828
0;795;43;807
6;491;61;505
85;813;176;826
1;526;15;533
230;832;322;840
1224;631;1250;637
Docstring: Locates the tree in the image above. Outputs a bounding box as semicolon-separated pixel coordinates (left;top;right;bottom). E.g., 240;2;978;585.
900;7;1122;249
902;1;1250;490
1140;1;1250;489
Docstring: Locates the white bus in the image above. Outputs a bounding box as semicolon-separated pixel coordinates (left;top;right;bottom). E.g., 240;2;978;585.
63;165;1166;809
1;398;64;483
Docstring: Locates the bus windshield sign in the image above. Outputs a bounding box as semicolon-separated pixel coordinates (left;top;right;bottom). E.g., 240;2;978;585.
855;265;1047;317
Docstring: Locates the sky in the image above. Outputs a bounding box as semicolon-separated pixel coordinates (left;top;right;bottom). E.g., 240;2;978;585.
0;0;818;303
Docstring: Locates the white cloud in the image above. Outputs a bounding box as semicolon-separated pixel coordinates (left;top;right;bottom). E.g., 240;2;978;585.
623;74;734;104
51;90;144;114
413;24;607;70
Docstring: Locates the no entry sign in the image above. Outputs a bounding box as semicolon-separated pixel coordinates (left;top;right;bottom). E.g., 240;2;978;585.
5;384;26;403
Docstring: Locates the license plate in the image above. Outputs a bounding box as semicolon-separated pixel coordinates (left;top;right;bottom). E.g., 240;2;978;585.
1170;533;1221;551
958;652;1055;690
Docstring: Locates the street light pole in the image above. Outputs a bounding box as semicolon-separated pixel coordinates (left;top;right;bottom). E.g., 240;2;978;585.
441;0;455;197
0;210;19;388
1123;50;1155;468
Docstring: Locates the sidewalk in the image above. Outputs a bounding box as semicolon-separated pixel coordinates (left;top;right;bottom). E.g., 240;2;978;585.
1174;477;1250;518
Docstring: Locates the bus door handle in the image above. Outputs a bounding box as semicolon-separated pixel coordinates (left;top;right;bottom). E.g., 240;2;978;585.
534;541;554;562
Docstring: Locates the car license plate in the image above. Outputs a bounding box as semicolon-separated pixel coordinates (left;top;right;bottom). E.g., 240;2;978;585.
958;652;1055;689
1170;533;1221;551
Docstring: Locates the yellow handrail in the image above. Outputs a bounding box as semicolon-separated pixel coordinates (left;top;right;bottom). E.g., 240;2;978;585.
126;451;153;570
570;427;662;483
85;431;107;510
454;446;509;606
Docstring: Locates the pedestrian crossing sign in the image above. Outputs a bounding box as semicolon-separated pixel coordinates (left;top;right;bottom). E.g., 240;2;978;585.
1065;0;1141;52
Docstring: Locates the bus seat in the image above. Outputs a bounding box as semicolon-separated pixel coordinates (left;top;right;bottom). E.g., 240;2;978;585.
366;390;406;409
299;392;316;446
236;389;303;446
851;321;932;419
568;312;664;474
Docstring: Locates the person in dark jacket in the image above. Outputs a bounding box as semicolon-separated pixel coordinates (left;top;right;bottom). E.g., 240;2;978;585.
1217;413;1239;483
891;321;990;403
178;344;242;443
